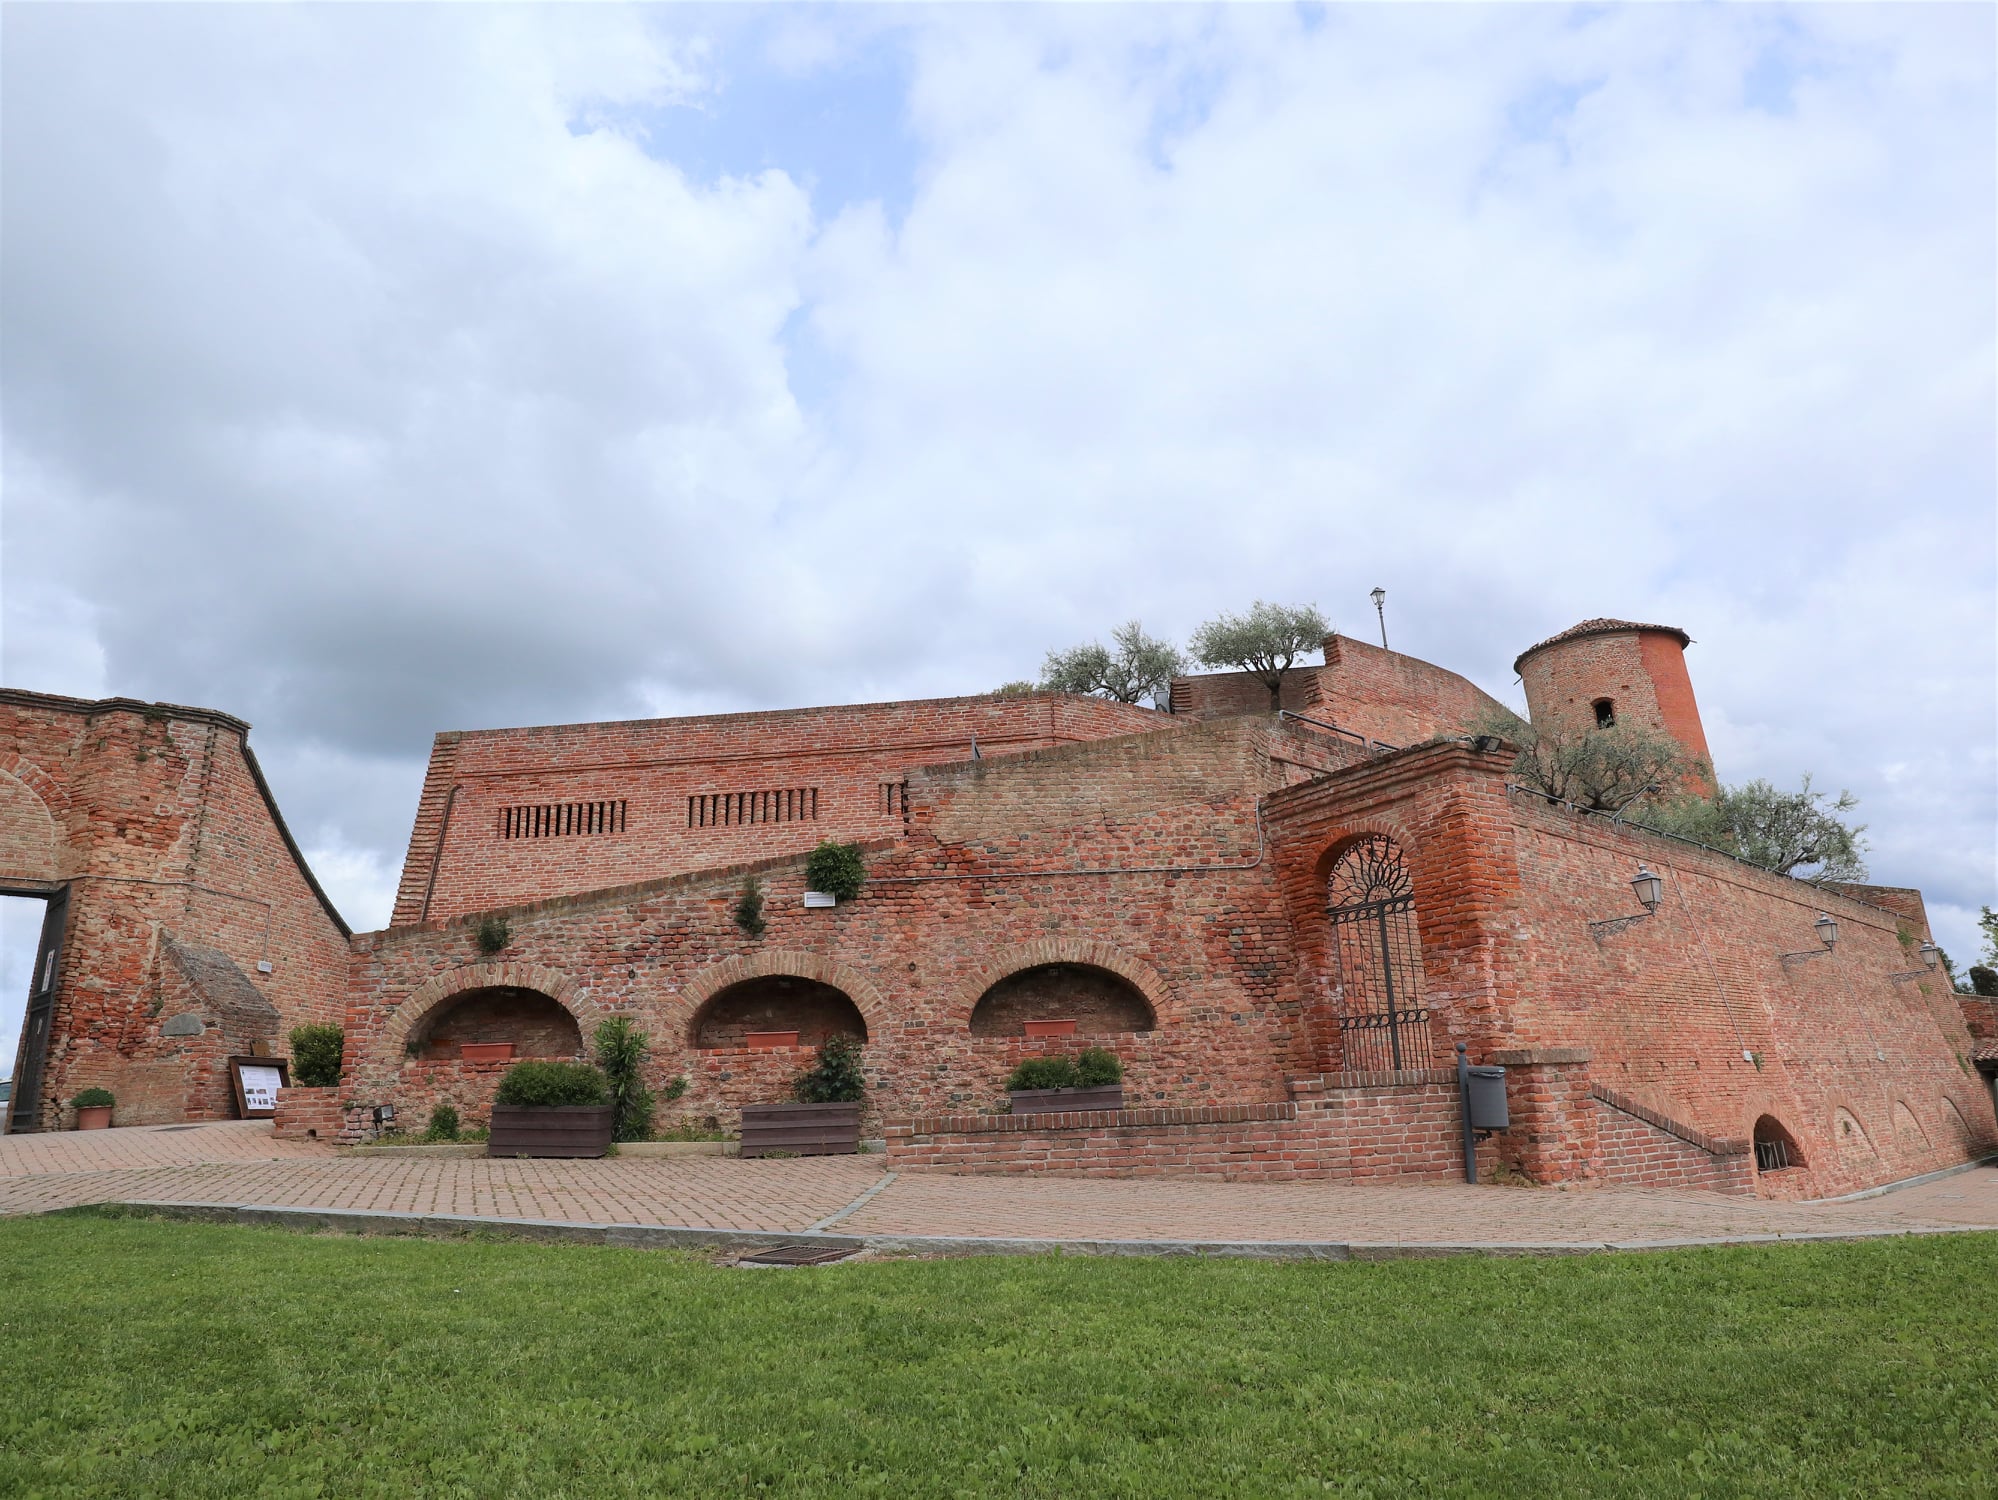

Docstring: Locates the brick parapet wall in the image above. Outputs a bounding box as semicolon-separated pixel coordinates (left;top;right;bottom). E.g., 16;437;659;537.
391;693;1163;925
885;1082;1467;1183
272;1085;344;1141
1591;1093;1755;1194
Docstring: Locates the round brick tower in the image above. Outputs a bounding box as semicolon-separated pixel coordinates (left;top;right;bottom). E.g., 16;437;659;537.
1513;618;1714;781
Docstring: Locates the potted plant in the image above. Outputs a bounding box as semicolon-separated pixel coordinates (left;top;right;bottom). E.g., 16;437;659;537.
71;1088;114;1130
485;1060;614;1158
741;1035;864;1157
1005;1047;1124;1115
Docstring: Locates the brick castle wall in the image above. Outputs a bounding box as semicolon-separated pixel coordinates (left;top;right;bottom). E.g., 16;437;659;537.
390;693;1163;926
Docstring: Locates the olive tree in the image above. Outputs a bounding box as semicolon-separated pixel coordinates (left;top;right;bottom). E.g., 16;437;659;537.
1645;774;1868;884
1467;706;1702;814
1187;601;1329;710
1040;620;1185;708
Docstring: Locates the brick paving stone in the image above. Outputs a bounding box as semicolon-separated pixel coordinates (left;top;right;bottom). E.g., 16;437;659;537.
0;1121;1991;1248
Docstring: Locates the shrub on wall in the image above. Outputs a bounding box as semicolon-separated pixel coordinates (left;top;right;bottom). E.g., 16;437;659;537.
793;1035;866;1104
593;1017;655;1142
804;840;867;902
1074;1047;1124;1087
492;1060;608;1108
474;914;512;955
289;1024;345;1088
733;877;767;939
427;1103;461;1141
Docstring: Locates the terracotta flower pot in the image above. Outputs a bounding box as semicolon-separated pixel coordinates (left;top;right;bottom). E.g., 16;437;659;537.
1022;1018;1078;1038
744;1030;800;1050
459;1042;516;1064
75;1105;113;1130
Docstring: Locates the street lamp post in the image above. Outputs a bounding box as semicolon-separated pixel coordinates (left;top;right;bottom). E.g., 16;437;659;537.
1370;587;1387;648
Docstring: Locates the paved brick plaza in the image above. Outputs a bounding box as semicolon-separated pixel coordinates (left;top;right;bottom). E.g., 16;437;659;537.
5;1122;1994;1251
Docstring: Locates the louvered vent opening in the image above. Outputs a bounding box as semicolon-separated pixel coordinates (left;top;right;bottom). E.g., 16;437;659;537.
499;800;628;839
688;788;819;829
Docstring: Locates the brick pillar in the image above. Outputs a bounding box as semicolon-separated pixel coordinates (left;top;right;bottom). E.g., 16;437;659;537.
1488;1047;1597;1184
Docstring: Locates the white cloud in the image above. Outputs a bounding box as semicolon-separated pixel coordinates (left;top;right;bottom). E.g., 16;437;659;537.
1;2;1990;975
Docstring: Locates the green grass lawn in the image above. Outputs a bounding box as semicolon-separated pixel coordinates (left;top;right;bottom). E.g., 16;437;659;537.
1;1214;1992;1498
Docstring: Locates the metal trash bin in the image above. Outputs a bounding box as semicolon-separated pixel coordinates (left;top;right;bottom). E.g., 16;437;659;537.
1466;1066;1509;1131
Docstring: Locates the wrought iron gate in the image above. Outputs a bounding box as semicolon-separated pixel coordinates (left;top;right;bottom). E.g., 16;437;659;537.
9;887;67;1134
1326;836;1435;1072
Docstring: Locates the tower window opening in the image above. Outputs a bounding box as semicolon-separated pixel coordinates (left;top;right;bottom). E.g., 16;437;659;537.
1593;698;1617;729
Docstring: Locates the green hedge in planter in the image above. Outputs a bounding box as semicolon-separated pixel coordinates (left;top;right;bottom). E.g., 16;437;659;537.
491;1061;608;1108
804;840;867;902
1004;1048;1123;1092
289;1024;345;1088
71;1088;115;1109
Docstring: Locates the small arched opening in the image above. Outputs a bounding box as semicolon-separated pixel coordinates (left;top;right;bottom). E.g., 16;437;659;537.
691;976;867;1050
969;963;1156;1038
1752;1114;1805;1173
1592;698;1617;729
407;986;582;1062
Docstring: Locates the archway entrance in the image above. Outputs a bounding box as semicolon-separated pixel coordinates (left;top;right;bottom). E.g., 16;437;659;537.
406;986;582;1062
1753;1115;1805;1173
3;886;66;1132
691;977;866;1050
1326;835;1434;1072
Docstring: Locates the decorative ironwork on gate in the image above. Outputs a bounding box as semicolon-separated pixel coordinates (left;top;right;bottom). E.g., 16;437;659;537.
1326;835;1435;1072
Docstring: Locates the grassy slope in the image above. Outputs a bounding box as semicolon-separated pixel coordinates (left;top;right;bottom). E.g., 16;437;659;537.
0;1215;1991;1498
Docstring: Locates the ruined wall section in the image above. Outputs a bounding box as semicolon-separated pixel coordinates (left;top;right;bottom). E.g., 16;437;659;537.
1502;794;1994;1197
0;691;349;1128
391;693;1164;926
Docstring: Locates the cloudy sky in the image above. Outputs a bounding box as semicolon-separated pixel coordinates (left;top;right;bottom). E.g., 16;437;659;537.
3;4;1993;1056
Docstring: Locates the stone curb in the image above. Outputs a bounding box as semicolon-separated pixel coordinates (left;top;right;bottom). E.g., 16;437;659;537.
63;1200;1998;1261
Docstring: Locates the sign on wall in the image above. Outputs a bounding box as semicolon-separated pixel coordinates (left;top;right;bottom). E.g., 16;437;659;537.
228;1056;290;1118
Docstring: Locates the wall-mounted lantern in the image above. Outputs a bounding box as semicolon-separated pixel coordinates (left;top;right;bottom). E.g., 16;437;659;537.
1588;866;1664;941
1780;912;1839;965
1891;939;1945;984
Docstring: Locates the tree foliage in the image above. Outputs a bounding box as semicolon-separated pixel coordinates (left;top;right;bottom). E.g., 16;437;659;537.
1040;620;1185;708
1188;601;1329;709
1977;905;1998;968
492;1060;608;1108
1645;774;1868;883
1469;706;1703;814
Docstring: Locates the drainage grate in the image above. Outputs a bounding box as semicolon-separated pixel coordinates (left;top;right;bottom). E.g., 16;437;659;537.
736;1244;856;1267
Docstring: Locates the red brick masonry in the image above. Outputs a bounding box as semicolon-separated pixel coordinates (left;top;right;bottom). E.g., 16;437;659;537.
272;1086;345;1142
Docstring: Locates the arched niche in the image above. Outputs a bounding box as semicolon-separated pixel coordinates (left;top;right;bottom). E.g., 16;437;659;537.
691;976;867;1050
1752;1114;1805;1173
968;963;1156;1038
406;985;582;1062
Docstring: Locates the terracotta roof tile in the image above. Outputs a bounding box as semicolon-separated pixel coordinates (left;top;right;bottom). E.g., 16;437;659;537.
1514;618;1692;673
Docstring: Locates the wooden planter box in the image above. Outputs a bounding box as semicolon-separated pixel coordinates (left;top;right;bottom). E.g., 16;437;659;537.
459;1042;516;1064
486;1104;615;1159
1009;1085;1124;1116
1022;1018;1078;1038
744;1030;800;1051
739;1101;861;1157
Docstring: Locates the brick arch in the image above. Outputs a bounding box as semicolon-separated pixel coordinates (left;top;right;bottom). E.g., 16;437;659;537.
385;962;589;1056
675;950;889;1035
945;939;1176;1028
1890;1099;1930;1148
2;754;73;821
0;765;61;883
1940;1096;1975;1149
1309;822;1411;887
